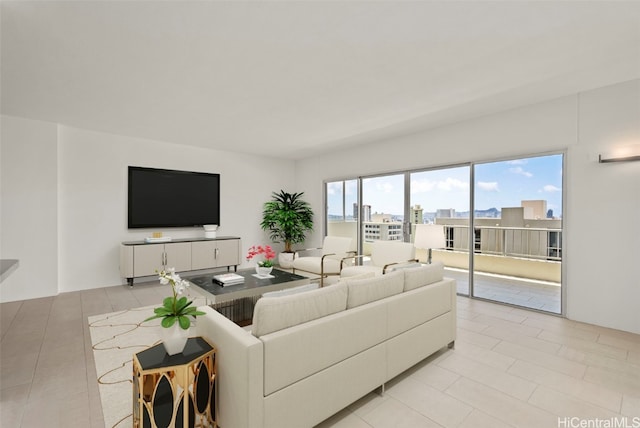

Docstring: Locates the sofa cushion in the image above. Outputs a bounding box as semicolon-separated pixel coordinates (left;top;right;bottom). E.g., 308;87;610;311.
345;270;404;309
403;261;444;291
340;265;383;278
261;300;387;396
387;278;454;338
252;283;347;337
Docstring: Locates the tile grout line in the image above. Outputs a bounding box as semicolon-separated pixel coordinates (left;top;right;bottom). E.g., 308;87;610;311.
21;298;55;426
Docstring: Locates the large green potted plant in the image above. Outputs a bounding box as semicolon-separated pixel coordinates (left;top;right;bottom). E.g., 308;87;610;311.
260;190;314;268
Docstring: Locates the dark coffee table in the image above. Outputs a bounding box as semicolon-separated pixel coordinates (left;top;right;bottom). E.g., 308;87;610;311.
187;268;310;304
187;269;311;325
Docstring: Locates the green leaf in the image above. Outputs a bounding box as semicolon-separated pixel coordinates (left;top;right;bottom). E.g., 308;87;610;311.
182;307;206;317
154;307;172;315
161;316;176;328
178;316;191;329
175;297;191;313
163;297;175;310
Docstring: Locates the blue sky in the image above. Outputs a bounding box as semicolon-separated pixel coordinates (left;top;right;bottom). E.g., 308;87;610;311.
474;154;563;216
328;154;563;217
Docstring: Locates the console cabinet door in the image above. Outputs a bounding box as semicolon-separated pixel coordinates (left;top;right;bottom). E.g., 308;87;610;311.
133;244;165;277
164;242;192;273
191;239;240;270
133;243;191;277
215;239;240;267
191;241;217;270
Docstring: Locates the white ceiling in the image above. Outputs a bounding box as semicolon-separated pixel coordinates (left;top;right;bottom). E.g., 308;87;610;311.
2;1;639;159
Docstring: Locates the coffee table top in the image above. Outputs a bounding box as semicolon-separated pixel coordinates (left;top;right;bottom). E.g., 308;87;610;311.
186;268;310;304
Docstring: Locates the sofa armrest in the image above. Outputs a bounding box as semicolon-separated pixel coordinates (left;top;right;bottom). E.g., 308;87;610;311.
382;259;419;274
196;306;264;428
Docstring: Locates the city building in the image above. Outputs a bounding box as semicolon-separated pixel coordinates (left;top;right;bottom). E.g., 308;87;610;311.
353;203;371;222
436;208;456;218
411;204;424;224
363;222;404;241
521;199;547;219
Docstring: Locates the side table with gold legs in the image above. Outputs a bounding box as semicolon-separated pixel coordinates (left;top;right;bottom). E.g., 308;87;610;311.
133;337;217;428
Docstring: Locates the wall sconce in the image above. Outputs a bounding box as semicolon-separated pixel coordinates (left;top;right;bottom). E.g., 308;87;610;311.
599;144;640;163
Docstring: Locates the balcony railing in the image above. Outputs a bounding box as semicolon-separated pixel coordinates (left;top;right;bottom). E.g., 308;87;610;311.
444;225;562;262
327;220;562;284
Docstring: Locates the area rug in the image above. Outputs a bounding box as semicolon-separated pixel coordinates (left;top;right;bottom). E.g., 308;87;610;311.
88;295;208;427
89;306;159;427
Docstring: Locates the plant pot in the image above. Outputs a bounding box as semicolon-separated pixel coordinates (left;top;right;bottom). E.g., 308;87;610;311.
160;322;191;355
278;252;295;269
255;266;273;277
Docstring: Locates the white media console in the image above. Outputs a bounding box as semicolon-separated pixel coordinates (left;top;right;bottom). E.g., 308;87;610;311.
120;236;241;286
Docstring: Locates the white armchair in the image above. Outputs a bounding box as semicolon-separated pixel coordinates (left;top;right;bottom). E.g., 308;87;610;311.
292;236;354;286
340;241;417;278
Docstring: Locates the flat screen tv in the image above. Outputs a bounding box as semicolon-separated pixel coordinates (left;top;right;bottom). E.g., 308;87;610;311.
128;166;220;229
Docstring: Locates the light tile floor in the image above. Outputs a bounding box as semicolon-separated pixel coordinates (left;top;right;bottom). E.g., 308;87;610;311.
1;279;638;428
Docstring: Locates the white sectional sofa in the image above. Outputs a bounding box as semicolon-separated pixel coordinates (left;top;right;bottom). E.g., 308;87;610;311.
196;262;456;428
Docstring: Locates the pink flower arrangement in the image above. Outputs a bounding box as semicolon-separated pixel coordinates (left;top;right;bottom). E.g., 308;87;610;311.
246;245;276;268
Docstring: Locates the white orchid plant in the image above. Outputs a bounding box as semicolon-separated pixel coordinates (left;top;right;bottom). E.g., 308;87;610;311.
144;268;205;329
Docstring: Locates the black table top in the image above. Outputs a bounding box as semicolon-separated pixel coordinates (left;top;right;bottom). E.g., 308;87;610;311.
186;268;308;297
135;337;213;370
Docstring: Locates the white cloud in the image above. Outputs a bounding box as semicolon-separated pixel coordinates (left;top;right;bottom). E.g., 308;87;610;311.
411;179;436;193
507;159;528;165
345;181;357;196
377;182;394;193
327;181;350;195
437;177;469;191
543;184;561;192
509;167;533;178
477;181;499;191
411;177;469;193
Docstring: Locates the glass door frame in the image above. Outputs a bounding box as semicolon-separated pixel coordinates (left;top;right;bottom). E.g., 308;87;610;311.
469;151;565;315
323;150;566;316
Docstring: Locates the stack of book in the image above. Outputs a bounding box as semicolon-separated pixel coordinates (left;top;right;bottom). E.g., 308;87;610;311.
212;273;245;286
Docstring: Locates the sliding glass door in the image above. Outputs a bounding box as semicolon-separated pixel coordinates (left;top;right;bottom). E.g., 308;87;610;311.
326;179;358;253
324;152;564;314
472;154;563;313
360;173;407;256
410;166;471;295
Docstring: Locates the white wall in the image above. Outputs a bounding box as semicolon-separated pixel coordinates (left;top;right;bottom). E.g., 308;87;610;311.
567;80;640;333
1;116;59;301
295;79;640;334
1;117;296;300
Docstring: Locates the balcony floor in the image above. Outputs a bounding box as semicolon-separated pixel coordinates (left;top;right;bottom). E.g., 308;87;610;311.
445;268;561;314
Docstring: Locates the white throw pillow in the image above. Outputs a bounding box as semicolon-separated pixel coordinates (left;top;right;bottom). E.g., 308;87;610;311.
345;270;404;309
403;261;444;291
251;283;347;337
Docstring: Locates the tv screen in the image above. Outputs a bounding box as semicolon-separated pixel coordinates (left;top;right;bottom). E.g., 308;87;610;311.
128;166;220;228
